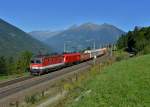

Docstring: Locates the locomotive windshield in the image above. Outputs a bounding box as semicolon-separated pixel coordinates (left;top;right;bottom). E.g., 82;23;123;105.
31;58;42;64
36;60;41;64
31;60;34;63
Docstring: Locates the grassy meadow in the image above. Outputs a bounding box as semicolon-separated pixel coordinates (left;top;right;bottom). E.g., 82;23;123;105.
68;54;150;107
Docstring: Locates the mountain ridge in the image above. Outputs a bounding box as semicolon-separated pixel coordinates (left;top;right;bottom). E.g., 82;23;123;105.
0;18;51;56
44;23;125;52
29;30;62;42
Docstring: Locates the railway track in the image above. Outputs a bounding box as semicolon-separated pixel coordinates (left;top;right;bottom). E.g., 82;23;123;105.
0;76;33;88
0;53;109;100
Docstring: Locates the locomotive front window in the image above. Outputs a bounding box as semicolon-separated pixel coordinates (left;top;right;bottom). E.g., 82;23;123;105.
36;60;41;64
31;60;34;63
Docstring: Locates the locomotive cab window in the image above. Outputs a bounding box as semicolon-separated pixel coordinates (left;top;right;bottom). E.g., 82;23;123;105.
31;60;34;63
36;60;41;64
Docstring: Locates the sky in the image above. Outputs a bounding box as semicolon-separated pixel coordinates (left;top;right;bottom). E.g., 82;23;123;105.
0;0;150;32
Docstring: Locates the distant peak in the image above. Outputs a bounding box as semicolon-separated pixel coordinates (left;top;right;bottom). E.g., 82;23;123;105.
68;24;78;29
101;23;113;26
81;22;98;26
78;22;100;30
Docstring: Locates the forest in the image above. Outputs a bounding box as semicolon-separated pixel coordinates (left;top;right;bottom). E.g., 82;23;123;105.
117;26;150;54
0;51;32;75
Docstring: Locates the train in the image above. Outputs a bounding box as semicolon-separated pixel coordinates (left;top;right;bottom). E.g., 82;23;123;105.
30;48;107;75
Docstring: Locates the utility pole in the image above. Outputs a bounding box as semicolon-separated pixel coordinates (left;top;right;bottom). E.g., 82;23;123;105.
110;44;113;57
99;44;101;49
93;40;96;65
64;43;66;53
86;39;96;65
64;41;72;53
93;41;95;50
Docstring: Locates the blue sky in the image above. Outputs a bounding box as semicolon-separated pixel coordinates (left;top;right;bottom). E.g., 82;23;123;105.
0;0;150;32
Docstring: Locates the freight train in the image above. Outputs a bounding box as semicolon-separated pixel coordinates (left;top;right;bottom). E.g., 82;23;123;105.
30;48;107;75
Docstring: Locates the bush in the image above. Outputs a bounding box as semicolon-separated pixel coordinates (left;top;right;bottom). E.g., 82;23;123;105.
142;45;150;55
25;94;37;104
116;56;123;61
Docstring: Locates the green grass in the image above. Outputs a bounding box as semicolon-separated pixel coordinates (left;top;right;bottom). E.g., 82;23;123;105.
0;72;30;82
69;55;150;107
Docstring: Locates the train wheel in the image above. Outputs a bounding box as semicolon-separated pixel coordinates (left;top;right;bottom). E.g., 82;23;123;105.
38;72;41;76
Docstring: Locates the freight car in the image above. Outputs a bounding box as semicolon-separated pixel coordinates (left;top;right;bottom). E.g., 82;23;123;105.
80;53;91;62
84;48;105;58
100;48;107;55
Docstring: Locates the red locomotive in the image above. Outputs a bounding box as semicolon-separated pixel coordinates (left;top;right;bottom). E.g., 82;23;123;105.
63;53;80;64
30;55;64;75
30;48;107;75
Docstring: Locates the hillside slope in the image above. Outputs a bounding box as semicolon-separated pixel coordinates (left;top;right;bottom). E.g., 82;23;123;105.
29;31;62;42
69;55;150;107
0;18;51;56
45;23;125;52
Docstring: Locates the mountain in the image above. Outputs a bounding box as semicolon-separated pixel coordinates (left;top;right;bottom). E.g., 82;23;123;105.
29;31;62;42
45;23;125;52
0;18;51;56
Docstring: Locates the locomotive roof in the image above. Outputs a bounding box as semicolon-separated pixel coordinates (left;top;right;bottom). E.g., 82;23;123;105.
63;53;80;56
84;49;100;53
33;54;63;59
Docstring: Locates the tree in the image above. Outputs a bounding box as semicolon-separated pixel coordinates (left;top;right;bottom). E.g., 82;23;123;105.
117;35;128;49
7;57;15;75
0;56;8;75
16;51;33;74
117;26;150;54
